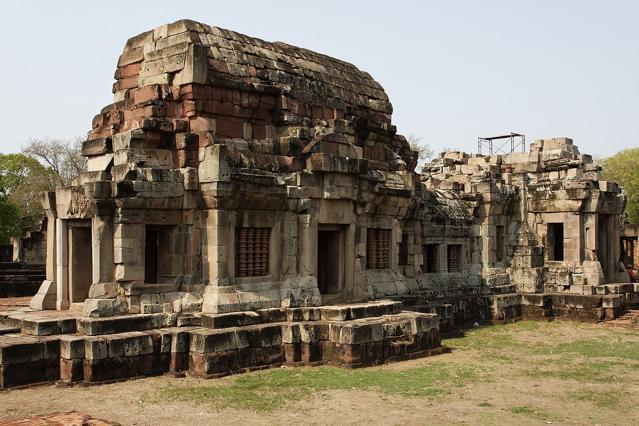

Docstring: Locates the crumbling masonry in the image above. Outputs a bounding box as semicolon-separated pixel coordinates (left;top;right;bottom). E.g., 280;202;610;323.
1;19;636;388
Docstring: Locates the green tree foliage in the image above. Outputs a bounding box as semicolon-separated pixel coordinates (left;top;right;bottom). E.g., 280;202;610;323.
602;147;639;224
0;153;57;243
0;197;21;244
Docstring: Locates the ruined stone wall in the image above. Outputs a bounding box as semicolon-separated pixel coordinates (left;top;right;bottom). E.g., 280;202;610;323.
421;137;627;297
10;218;47;265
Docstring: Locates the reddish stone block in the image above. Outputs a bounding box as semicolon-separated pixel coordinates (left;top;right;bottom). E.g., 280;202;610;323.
301;343;321;362
134;85;160;105
209;59;230;74
188;353;208;376
284;343;301;363
115;62;142;79
336;344;363;364
114;76;139;91
216;118;244;138
252;122;266;140
183;100;196;116
60;358;84;383
177;150;198;168
170;353;189;372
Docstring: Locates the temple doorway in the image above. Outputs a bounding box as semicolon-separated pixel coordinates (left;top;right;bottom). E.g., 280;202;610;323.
317;225;345;296
67;221;92;304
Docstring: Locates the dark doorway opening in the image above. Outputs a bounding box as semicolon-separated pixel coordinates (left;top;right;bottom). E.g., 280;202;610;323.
496;225;505;263
547;223;564;261
317;227;343;295
145;226;159;283
622;238;636;270
68;223;92;303
398;233;409;266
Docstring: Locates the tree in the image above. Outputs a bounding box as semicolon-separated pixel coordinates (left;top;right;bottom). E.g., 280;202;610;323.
23;137;87;187
0;154;56;243
602;147;639;224
407;134;434;172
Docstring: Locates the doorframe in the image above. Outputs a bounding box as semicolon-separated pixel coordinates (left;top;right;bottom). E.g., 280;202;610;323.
67;220;93;304
315;223;355;301
317;224;345;296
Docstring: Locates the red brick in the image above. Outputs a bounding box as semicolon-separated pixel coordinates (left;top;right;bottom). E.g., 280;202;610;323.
216;118;244;138
115;62;142;79
134;84;160;105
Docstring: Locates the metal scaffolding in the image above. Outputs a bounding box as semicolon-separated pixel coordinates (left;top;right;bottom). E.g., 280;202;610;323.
478;133;526;155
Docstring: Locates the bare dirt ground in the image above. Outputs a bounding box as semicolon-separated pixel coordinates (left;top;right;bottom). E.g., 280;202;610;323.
1;320;638;426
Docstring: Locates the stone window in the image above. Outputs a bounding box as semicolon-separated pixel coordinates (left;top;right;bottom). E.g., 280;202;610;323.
366;228;390;269
496;225;505;262
236;227;270;277
547;223;564;261
422;244;438;273
447;244;462;272
398;233;409;266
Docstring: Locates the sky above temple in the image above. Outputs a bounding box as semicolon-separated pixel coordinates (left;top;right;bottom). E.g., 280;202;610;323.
0;1;637;158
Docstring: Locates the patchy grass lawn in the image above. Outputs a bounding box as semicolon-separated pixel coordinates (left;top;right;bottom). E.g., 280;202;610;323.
1;320;638;425
154;362;483;411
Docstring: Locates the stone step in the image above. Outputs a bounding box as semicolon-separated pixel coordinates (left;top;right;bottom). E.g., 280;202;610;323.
201;311;263;329
20;317;77;336
318;300;402;321
0;326;20;335
0;275;45;285
0;334;60;388
0;271;45;277
406;303;455;319
77;313;175;336
0;303;445;388
0;280;43;297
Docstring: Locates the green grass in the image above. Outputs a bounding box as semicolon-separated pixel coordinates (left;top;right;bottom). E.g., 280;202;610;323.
509;405;555;421
154;363;482;411
147;321;639;413
568;389;622;408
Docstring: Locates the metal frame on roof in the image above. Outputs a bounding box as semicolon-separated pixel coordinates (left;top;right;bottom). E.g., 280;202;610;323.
477;133;526;155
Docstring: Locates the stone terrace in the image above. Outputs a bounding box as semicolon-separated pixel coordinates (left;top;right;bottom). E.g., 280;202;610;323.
0;300;441;389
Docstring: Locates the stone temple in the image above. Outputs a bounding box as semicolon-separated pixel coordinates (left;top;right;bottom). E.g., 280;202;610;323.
0;19;636;388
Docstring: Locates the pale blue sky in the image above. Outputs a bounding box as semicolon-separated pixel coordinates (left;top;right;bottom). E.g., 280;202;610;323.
0;1;637;157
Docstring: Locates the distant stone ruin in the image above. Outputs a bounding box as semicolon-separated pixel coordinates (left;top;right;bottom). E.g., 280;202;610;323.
0;19;636;388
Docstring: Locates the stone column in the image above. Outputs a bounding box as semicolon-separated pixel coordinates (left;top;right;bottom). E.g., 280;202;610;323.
92;216;114;285
203;209;230;284
46;214;56;281
343;223;356;298
56;219;69;310
438;244;448;273
297;214;314;276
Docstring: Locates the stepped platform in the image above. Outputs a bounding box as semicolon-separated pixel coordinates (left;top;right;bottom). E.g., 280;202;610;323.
0;300;442;389
0;262;45;298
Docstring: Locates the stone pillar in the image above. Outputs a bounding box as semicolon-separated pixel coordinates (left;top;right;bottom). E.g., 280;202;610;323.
343;223;356;298
113;223;145;283
298;214;314;276
390;220;401;273
203;209;230;284
46;215;56;281
438;244;448;273
56;219;69;310
92;216;114;285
